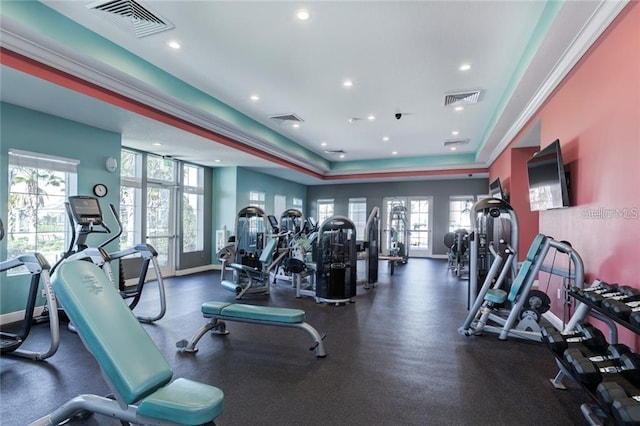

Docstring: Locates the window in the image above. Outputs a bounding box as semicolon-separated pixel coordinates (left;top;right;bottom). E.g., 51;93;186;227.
120;149;143;249
348;198;367;239
449;196;474;231
7;149;78;271
292;197;303;214
182;164;204;253
249;191;266;211
317;199;334;224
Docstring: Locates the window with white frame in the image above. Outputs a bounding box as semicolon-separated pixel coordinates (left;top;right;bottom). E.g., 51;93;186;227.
449;196;475;231
120;149;143;249
182;164;205;253
292;197;303;214
348;197;367;239
7;149;78;271
317;199;334;224
249;191;266;211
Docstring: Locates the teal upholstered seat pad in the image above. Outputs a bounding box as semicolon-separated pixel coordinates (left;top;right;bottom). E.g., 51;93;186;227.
51;261;173;404
201;301;233;315
138;378;224;425
202;302;305;323
485;289;507;304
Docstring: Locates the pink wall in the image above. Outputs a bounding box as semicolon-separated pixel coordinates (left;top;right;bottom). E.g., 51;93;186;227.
490;2;640;347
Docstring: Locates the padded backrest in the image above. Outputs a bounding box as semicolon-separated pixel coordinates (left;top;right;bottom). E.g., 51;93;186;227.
259;238;278;264
507;260;534;303
52;261;173;404
525;234;547;261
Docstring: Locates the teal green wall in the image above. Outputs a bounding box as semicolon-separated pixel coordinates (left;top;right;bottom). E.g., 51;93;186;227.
212;166;238;256
0;102;121;314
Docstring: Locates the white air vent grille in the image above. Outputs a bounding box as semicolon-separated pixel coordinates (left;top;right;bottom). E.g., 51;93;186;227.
444;90;481;107
269;113;304;124
324;149;346;155
444;138;470;147
88;0;174;38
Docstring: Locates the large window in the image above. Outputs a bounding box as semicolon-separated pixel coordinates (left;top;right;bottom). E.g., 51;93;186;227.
120;149;143;249
317;199;334;224
449;196;474;231
292;197;303;214
348;198;367;240
7;149;78;270
249;191;266;211
182;164;204;253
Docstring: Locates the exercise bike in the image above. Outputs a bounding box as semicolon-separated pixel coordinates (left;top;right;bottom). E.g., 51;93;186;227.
52;195;166;323
0;218;60;360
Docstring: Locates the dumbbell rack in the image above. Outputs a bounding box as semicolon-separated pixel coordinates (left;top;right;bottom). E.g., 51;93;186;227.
548;289;640;425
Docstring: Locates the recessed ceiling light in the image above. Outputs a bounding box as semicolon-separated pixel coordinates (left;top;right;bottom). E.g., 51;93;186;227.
451;130;459;136
459;63;471;71
152;142;162;146
367;115;376;121
321;141;327;147
392;151;398;156
343;80;353;88
167;40;181;49
214;159;221;163
250;94;260;101
296;9;310;20
339;153;345;159
450;146;457;151
454;106;464;111
382;136;389;142
292;123;300;128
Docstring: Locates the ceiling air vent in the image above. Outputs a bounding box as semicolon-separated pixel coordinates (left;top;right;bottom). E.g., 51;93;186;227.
323;149;346;155
444;138;470;147
444;90;481;107
88;0;174;38
269;113;304;125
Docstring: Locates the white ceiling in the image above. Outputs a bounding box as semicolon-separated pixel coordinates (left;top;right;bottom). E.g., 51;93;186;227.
0;1;627;185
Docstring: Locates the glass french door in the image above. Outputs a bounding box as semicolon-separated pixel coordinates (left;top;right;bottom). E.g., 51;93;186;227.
382;196;433;258
146;184;176;277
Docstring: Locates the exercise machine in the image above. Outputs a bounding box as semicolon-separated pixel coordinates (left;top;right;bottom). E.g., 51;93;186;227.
444;228;469;278
386;202;409;264
220;206;279;299
364;206;380;288
0;218;60;360
31;260;224;425
53;195;166;323
315;216;357;305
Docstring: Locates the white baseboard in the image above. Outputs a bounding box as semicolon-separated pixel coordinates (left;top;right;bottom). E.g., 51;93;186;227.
0;306;45;326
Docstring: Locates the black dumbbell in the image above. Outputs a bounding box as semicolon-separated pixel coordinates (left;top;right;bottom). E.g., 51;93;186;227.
564;343;632;366
597;379;640;412
573;281;617;297
541;324;607;355
601;287;640;309
586;285;637;306
612;397;640;426
605;299;640;320
571;352;640;389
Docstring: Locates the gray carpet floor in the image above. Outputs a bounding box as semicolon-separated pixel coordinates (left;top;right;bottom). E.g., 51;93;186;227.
1;258;593;425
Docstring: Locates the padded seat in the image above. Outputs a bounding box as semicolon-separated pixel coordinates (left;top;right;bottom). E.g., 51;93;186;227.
485;289;507;304
203;301;306;323
138;378;224;425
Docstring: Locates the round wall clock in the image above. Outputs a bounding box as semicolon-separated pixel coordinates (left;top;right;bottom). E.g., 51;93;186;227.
93;183;108;198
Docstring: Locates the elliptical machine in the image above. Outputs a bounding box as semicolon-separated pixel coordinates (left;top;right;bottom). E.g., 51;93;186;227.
53;195;166;323
0;218;60;360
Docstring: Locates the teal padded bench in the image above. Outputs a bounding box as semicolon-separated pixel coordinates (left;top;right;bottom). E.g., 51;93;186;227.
176;301;327;358
30;261;224;425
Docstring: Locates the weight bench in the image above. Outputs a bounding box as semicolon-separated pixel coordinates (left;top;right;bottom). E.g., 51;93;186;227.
176;301;327;358
30;261;224;425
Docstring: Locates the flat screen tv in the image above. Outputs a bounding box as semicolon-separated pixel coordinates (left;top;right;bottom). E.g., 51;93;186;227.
527;139;570;211
489;177;504;200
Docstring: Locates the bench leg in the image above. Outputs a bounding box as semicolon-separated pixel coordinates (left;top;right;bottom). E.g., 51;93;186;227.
176;318;228;353
30;394;139;425
295;322;327;358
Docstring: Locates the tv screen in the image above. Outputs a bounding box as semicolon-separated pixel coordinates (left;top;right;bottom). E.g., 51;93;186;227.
489;177;504;200
527;139;570;211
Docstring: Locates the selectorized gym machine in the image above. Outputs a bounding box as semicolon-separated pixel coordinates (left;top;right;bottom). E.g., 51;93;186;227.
386;202;409;264
315;216;357;305
53;195;167;323
364;206;380;288
220;206;279;299
0;219;60;360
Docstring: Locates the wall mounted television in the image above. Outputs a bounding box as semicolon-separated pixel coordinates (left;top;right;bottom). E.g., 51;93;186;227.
527;139;570;211
489;177;504;200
